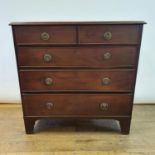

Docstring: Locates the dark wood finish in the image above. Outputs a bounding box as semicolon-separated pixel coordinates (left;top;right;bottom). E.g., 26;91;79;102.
79;25;141;44
17;46;137;68
118;117;131;134
14;26;76;44
23;117;36;134
19;69;135;92
22;94;132;116
10;21;145;134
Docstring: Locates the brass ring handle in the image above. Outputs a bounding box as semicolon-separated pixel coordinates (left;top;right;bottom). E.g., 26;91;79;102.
103;31;112;40
46;102;54;110
100;102;109;111
44;77;53;85
103;52;112;60
102;77;111;85
43;53;52;62
41;32;50;41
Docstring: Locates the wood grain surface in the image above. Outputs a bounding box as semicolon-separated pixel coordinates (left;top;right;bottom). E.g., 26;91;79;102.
79;25;141;44
19;69;135;92
14;26;76;44
22;93;132;116
17;46;138;68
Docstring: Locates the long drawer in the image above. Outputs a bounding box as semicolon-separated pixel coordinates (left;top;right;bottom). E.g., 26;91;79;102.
22;94;132;116
19;69;135;92
17;46;137;68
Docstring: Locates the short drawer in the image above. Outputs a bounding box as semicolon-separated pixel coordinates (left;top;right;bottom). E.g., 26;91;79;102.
22;94;132;116
79;25;141;44
19;69;135;92
17;46;137;68
14;26;76;44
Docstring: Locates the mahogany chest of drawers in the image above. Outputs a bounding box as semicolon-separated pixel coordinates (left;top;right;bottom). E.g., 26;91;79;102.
10;21;145;134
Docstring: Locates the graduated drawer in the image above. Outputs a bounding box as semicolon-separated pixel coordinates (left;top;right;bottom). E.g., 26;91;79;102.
79;25;141;44
14;26;76;44
17;46;137;68
19;69;135;92
22;94;132;116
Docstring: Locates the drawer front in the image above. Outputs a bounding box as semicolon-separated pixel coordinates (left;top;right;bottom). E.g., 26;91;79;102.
22;94;132;116
14;26;76;44
17;46;137;68
79;25;141;44
19;70;135;92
